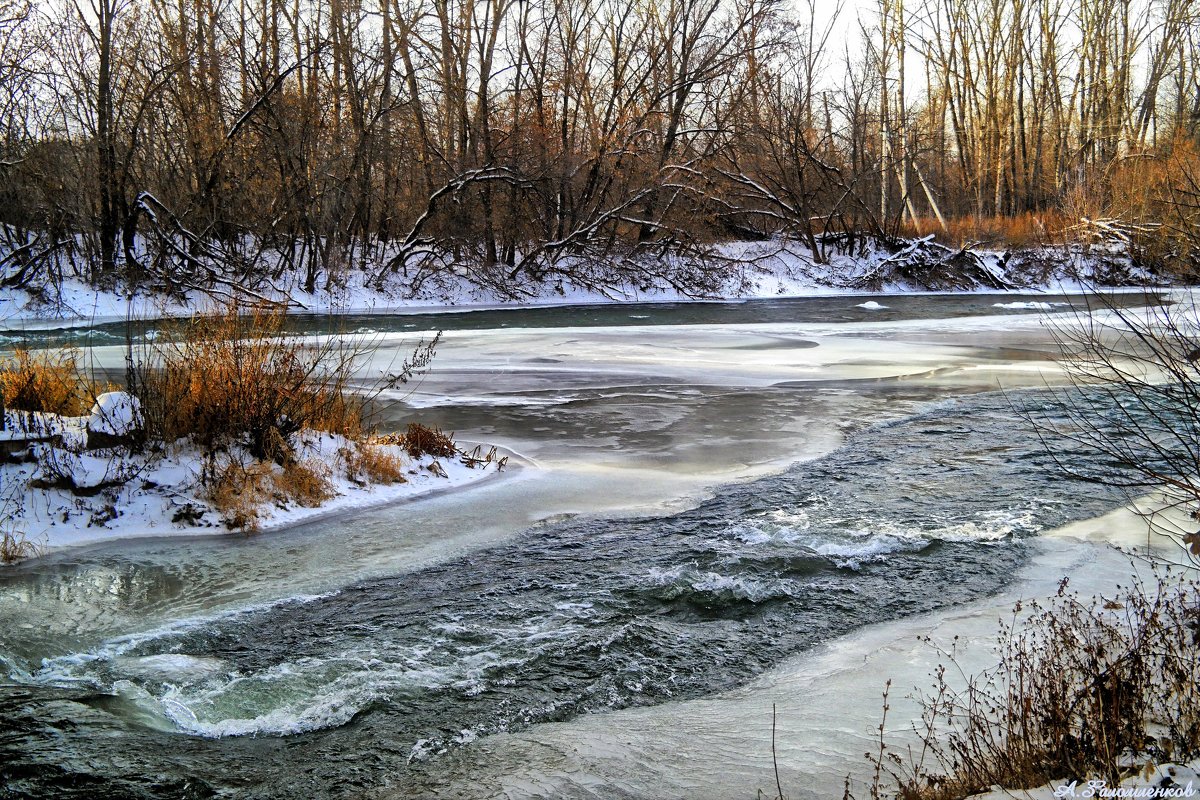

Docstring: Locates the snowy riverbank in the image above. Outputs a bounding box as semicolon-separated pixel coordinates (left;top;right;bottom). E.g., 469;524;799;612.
0;238;1154;327
2;404;513;555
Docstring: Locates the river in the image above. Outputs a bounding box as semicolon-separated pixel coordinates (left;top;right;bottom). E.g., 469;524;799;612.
0;293;1160;799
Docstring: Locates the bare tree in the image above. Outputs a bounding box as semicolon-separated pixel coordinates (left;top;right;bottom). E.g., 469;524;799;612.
0;0;1195;299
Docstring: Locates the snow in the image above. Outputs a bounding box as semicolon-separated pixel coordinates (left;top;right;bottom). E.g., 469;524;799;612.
0;408;89;449
33;450;129;489
0;237;1166;327
1;407;513;554
87;391;143;436
966;762;1200;799
856;300;888;310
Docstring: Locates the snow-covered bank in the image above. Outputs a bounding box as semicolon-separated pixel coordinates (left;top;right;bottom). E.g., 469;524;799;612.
0;238;1163;327
1;405;514;554
965;762;1200;800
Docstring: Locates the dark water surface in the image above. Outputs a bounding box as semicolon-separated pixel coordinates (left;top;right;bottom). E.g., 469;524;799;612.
0;291;1162;349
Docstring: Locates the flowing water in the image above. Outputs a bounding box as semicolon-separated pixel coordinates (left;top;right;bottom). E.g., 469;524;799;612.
0;294;1160;798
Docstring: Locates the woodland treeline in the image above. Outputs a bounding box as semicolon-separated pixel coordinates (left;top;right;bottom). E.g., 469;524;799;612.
0;0;1198;296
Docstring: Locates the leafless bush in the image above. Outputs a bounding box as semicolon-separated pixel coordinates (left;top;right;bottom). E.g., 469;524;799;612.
855;573;1200;800
1032;293;1200;565
378;422;458;460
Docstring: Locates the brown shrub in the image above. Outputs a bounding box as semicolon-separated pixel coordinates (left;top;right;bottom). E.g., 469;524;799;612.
394;422;457;459
138;301;366;462
856;574;1200;800
0;348;106;416
0;523;39;563
209;447;414;530
342;444;406;485
204;455;339;531
897;212;1069;249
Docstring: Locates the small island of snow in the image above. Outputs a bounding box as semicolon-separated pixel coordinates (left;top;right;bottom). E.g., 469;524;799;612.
1;400;510;555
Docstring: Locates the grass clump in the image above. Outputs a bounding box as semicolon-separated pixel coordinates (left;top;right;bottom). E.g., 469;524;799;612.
0;348;106;416
138;301;365;464
342;444;406;486
202;456;334;531
203;457;274;531
856;573;1200;800
0;524;39;563
395;422;457;459
273;458;336;507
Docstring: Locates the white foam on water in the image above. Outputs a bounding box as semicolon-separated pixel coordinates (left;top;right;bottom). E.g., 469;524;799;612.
151;648;431;737
160;677;370;737
133;605;598;738
552;600;595;617
114;654;228;682
690;571;796;602
24;590;341;687
409;737;442;763
810;534;921;567
729;509;813;544
647;564;798;603
724;506;1039;569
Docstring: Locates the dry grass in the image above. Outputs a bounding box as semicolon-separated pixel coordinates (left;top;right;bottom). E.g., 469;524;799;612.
0;348;107;416
203;456;274;531
342;443;406;486
854;573;1200;800
897;212;1071;249
203;455;337;531
0;524;39;563
137;301;366;463
387;422;458;459
273;458;335;506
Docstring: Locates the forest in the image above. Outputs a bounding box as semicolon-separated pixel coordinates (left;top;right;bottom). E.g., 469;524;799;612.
0;0;1198;299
